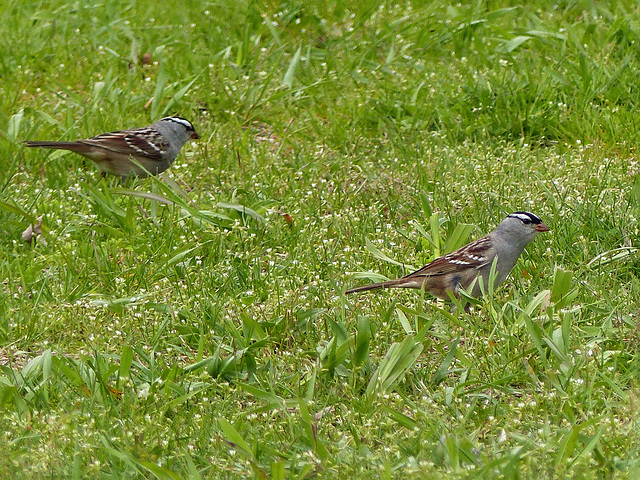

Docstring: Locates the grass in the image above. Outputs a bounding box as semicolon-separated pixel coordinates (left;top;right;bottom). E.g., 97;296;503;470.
1;0;640;477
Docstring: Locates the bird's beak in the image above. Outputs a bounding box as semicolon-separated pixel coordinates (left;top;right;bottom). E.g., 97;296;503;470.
191;132;200;140
535;222;550;232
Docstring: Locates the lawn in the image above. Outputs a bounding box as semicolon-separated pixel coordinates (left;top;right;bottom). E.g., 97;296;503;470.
1;0;639;478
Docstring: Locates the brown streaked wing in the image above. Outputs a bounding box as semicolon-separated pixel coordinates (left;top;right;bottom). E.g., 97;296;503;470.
80;128;168;161
401;235;494;279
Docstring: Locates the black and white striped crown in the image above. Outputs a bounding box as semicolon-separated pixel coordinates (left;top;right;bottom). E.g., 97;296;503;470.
508;211;543;225
160;116;196;132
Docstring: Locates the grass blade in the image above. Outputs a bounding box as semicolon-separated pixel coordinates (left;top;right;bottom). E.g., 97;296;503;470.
282;46;302;88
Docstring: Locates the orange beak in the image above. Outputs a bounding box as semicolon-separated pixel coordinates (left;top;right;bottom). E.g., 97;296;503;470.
535;222;550;232
191;131;200;139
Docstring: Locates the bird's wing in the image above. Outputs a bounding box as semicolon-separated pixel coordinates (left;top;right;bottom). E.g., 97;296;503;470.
80;128;169;161
402;235;495;279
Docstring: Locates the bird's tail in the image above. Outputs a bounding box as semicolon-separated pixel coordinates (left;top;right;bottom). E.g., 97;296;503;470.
25;141;78;149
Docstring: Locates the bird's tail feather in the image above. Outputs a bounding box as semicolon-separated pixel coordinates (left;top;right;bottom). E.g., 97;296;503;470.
25;141;78;149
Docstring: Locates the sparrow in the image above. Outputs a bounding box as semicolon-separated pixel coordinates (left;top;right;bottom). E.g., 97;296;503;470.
346;212;549;305
25;116;199;179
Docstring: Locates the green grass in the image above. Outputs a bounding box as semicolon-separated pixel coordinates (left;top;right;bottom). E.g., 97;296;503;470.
1;0;640;478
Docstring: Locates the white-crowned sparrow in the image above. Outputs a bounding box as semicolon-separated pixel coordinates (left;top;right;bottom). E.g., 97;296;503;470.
25;116;199;179
346;212;549;304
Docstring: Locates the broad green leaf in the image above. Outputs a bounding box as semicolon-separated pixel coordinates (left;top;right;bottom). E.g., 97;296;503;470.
150;63;166;120
429;212;442;257
237;383;284;408
217;201;265;222
8;108;24;140
354;316;371;366
119;346;134;378
0;200;37;223
432;339;458;384
164;246;199;268
364;237;412;268
395;307;413;334
498;35;532;53
218;418;253;456
111;188;174;205
162;76;199;117
587;247;638;267
283;46;302;88
382;405;417;429
442;223;474;254
367;335;423;396
551;267;573;302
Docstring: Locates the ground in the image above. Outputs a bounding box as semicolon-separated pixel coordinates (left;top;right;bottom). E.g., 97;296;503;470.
1;1;639;478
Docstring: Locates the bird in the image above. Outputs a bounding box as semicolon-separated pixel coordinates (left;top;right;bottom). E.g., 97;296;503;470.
345;211;549;305
25;116;199;179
